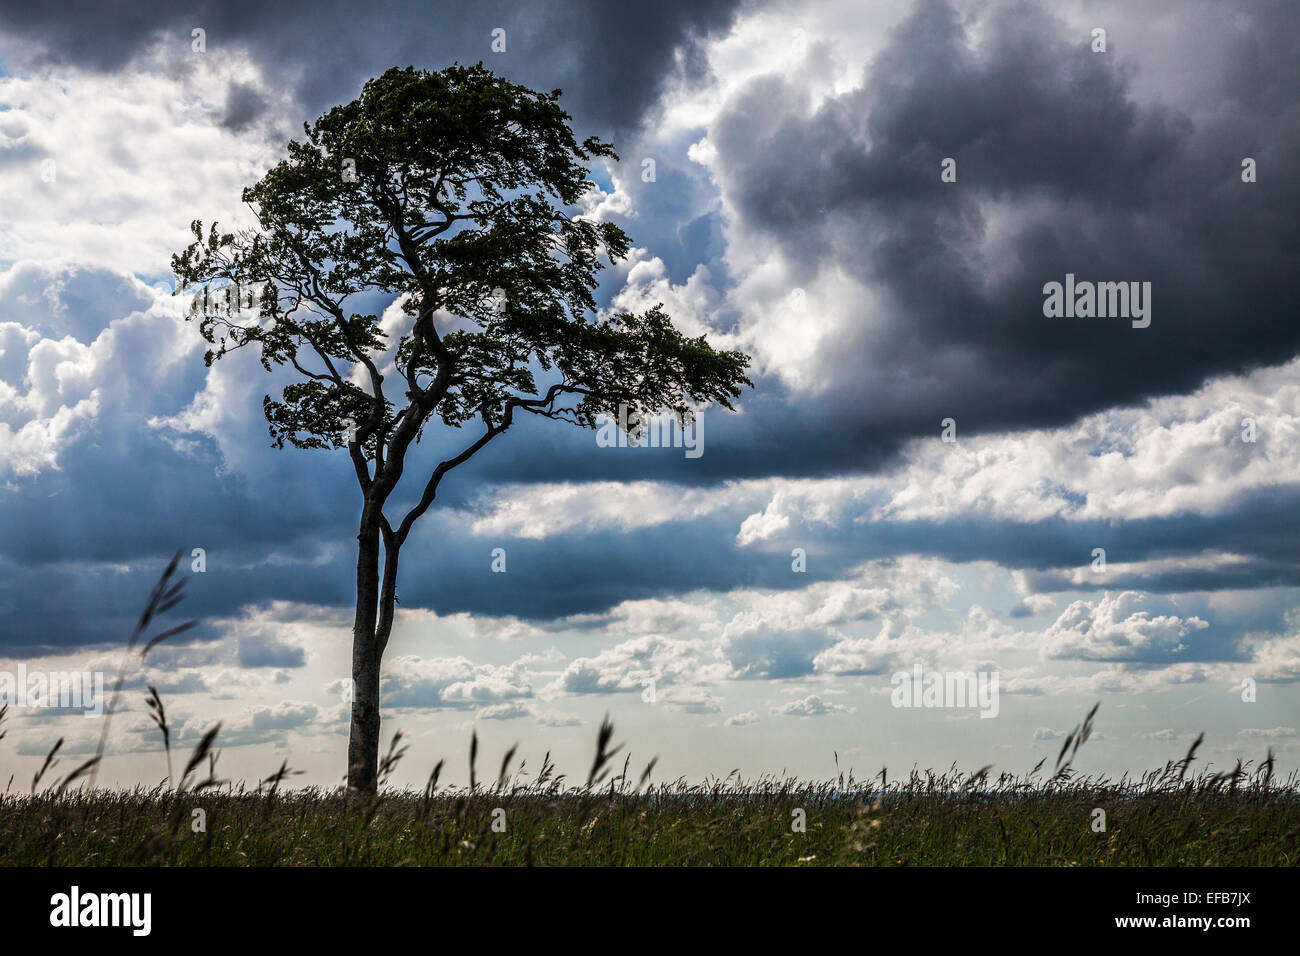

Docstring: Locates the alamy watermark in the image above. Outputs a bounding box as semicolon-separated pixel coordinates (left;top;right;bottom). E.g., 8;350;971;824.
1042;273;1151;328
890;661;999;719
595;402;704;459
0;665;105;717
50;886;151;936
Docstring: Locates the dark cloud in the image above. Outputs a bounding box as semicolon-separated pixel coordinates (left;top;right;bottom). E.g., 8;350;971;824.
237;631;307;668
687;0;1300;471
6;444;1299;655
0;0;747;135
722;627;834;679
220;81;268;132
397;0;1300;485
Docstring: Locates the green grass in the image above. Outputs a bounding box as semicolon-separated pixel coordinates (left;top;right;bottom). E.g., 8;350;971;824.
3;728;1297;866
2;562;1294;867
3;777;1296;867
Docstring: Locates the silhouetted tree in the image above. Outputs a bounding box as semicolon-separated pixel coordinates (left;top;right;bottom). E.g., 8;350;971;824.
173;65;752;792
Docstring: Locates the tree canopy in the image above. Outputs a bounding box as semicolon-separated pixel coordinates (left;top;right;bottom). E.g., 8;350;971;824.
173;64;752;538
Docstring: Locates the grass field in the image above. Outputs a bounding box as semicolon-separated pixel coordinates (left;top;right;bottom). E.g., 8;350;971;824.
2;563;1294;867
3;715;1297;866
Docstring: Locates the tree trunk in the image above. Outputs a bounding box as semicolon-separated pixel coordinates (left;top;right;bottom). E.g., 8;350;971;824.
346;503;402;794
347;508;383;793
347;635;382;793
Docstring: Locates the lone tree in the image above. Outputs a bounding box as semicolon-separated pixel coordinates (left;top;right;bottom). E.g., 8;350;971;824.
172;65;752;793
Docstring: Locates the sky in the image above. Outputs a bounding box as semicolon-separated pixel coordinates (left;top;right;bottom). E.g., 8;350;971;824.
0;0;1297;792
